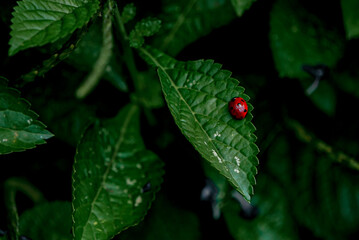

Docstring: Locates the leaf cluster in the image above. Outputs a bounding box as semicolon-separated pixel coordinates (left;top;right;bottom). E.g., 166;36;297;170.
1;0;359;239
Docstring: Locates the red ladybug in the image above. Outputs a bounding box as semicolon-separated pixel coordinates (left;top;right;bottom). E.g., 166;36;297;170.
228;97;248;120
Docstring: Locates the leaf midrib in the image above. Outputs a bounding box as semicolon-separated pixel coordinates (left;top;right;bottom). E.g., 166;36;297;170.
78;104;137;239
139;47;240;190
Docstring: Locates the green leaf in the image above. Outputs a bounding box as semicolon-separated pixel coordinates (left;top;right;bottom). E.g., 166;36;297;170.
341;0;359;39
0;78;53;155
292;148;359;239
19;201;72;240
223;175;299;240
333;65;359;99
269;0;344;79
154;0;236;56
9;0;100;56
139;46;259;201
72;104;164;240
36;100;94;146
307;81;336;116
119;195;201;240
230;0;256;17
121;3;136;24
129;18;162;48
132;71;164;109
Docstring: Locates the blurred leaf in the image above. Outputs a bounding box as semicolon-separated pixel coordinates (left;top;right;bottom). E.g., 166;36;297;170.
121;3;136;24
9;0;100;56
223;175;299;240
154;0;236;56
129;18;162;48
202;159;229;206
266;135;292;189
38;100;94;146
333;67;359;99
230;0;256;17
67;18;127;92
341;0;359;39
292;147;359;239
19;201;71;240
0;78;53;155
269;0;344;79
72;104;164;240
140;46;259;201
307;81;336;116
119;195;201;240
132;71;164;109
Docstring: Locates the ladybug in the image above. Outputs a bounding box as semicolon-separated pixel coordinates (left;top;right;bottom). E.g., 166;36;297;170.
228;97;248;120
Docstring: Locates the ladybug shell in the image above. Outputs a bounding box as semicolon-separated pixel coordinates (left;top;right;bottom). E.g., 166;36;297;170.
228;97;248;120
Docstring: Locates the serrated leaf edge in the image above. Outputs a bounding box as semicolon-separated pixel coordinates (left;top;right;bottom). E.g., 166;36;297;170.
139;47;258;201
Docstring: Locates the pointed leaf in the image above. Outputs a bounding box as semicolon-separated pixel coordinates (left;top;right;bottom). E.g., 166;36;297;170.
72;104;164;240
269;0;344;79
19;201;72;240
0;78;53;155
153;0;236;56
9;0;100;56
341;0;359;39
139;46;259;201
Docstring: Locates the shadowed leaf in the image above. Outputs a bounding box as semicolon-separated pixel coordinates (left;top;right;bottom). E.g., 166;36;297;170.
72;104;164;240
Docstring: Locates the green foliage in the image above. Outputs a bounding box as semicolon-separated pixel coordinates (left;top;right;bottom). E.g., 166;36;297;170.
66;19;127;92
129;18;162;48
341;0;359;39
132;71;164;109
266;134;359;239
333;63;359;99
1;0;359;239
153;0;237;56
270;0;344;79
72;104;164;240
0;78;53;154
9;0;100;56
121;3;136;24
76;0;115;99
223;176;299;240
19;201;72;240
140;46;259;201
230;0;256;17
292;149;359;239
119;195;201;240
307;81;336;116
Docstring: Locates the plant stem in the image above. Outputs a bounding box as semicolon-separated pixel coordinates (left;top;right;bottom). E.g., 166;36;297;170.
4;185;19;240
113;1;141;93
4;178;45;240
76;0;114;99
287;119;359;171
